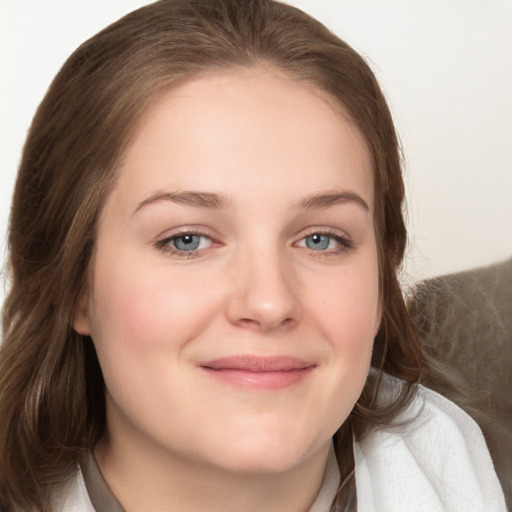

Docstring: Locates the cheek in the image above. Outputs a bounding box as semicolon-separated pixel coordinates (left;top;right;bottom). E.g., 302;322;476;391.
293;266;379;437
301;257;380;401
307;266;380;347
86;260;223;419
321;285;377;376
88;258;220;355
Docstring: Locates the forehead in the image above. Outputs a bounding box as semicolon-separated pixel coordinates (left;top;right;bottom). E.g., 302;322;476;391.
112;67;374;213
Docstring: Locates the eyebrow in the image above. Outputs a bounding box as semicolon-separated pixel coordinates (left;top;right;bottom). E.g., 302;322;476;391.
297;191;370;212
133;189;369;214
134;190;230;214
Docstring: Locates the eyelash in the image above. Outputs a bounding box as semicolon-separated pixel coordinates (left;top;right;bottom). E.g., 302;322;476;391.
297;230;353;257
155;229;214;259
154;229;353;259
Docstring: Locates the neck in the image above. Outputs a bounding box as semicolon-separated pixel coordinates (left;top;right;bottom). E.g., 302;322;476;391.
94;430;332;512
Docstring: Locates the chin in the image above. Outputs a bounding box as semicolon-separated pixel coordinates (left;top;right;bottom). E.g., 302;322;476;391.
200;425;324;475
215;449;307;475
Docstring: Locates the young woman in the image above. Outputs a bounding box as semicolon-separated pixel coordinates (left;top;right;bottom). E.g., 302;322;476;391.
0;1;506;511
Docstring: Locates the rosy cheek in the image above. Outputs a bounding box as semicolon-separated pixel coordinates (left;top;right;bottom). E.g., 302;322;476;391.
311;275;379;348
91;264;216;352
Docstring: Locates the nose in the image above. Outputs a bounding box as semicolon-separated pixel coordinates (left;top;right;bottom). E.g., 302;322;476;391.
226;248;301;332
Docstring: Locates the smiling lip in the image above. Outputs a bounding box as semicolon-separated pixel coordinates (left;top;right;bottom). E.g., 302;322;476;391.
198;355;316;390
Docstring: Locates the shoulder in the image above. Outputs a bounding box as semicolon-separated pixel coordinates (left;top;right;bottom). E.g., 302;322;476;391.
354;375;507;512
0;472;94;512
0;471;94;512
51;469;95;512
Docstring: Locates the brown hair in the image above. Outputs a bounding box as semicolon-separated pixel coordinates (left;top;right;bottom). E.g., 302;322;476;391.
0;1;425;510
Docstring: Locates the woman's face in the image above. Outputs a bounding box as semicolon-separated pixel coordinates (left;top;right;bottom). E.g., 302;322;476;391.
74;67;381;474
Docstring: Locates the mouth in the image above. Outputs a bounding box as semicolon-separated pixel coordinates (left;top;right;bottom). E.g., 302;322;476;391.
197;355;316;390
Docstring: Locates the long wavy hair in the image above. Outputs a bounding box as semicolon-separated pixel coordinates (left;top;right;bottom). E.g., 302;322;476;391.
0;1;425;510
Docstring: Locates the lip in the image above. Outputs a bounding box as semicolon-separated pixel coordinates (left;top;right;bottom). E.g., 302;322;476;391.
197;355;316;390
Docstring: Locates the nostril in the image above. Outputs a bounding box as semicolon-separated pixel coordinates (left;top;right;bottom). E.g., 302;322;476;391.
236;316;296;330
238;318;259;327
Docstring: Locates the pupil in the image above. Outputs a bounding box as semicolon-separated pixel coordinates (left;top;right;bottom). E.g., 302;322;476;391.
306;234;329;250
174;234;200;251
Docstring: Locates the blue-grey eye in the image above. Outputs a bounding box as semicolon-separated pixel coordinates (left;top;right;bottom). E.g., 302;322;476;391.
173;234;203;251
305;234;331;250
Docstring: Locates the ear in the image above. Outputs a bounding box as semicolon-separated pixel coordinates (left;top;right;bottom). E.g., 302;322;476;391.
73;288;91;335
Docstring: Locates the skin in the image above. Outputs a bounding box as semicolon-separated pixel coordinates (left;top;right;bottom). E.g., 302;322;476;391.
74;67;381;512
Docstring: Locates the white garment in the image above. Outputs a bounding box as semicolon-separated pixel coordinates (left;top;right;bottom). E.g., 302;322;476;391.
53;378;507;511
353;379;507;512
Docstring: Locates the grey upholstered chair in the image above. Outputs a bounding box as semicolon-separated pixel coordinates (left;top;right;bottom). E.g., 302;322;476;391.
409;258;512;510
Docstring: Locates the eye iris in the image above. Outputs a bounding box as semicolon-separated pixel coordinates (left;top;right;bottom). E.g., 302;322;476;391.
306;234;330;250
174;234;201;251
